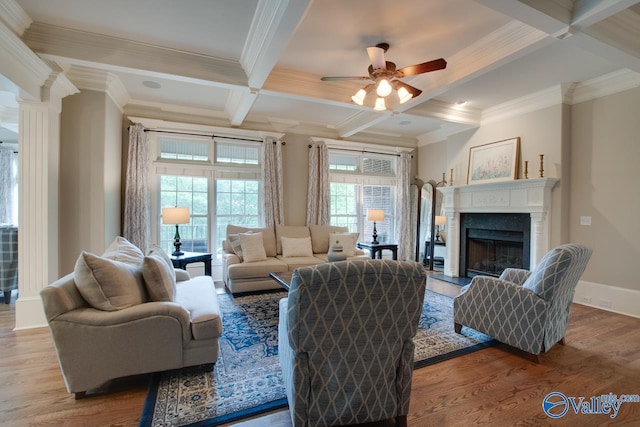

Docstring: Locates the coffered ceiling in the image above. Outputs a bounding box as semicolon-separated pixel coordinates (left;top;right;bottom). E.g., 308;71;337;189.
1;0;639;147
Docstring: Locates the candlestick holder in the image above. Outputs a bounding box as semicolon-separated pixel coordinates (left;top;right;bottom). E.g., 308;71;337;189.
524;160;529;179
539;154;544;178
442;172;447;186
450;168;454;186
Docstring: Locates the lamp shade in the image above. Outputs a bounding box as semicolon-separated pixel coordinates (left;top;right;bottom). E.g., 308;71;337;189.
435;215;446;226
367;209;385;222
162;207;190;225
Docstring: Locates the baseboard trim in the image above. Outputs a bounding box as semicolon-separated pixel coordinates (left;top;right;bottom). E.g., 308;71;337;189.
574;280;640;319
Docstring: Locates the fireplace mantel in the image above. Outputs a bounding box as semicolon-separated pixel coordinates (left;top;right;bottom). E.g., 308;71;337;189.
438;178;559;277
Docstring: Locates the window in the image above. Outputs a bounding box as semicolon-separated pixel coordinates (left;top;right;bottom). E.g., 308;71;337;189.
328;151;396;243
160;138;209;161
159;175;209;254
152;133;263;260
215;179;260;251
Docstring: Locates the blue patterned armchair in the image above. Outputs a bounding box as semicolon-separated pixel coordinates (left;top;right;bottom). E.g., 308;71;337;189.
278;259;426;427
0;226;18;304
454;243;592;358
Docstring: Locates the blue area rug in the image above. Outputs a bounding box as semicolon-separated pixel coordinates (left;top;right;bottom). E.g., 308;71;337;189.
140;289;493;426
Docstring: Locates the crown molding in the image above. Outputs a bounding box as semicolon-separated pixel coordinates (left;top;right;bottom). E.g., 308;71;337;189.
482;85;564;124
417;123;477;146
65;65;129;110
408;99;482;127
0;17;51;100
0;0;32;36
571;69;640;104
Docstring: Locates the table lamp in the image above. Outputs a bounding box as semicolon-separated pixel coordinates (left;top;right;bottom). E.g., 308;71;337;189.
367;209;385;244
162;207;190;256
435;215;446;242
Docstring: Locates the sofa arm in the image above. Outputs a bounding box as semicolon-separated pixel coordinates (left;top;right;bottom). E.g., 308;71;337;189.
175;268;191;282
499;268;531;285
53;301;192;344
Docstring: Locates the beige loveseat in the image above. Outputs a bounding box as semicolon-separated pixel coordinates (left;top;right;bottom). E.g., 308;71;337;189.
222;224;368;293
40;237;222;398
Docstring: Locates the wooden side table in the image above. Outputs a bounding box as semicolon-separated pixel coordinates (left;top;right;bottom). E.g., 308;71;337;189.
170;251;212;276
356;242;398;260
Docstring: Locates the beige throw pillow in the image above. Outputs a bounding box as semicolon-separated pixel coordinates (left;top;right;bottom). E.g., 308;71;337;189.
148;245;176;276
281;236;314;257
329;232;359;257
227;234;244;261
142;252;177;302
239;232;267;263
74;251;147;311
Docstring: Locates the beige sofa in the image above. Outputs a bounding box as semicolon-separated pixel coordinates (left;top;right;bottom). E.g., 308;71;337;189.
222;224;368;293
40;237;222;398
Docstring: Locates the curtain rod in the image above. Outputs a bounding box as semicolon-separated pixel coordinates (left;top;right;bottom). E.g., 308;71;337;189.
128;127;285;144
308;145;412;158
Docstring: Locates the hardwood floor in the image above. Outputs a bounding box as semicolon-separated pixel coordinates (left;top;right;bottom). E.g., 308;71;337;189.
1;279;639;427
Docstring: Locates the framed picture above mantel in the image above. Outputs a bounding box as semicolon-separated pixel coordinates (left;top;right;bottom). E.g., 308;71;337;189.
467;137;520;185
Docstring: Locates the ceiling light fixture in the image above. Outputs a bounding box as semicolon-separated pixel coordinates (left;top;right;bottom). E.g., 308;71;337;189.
321;43;447;113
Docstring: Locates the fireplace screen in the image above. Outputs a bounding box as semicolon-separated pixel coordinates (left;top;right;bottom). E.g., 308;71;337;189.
460;213;530;278
467;237;523;277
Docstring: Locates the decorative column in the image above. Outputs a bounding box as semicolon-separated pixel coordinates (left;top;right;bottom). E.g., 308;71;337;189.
529;212;548;270
443;212;459;277
15;71;78;330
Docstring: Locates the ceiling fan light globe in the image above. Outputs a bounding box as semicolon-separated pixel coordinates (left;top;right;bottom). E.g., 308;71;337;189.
376;79;393;97
374;97;386;111
352;89;366;105
397;86;413;104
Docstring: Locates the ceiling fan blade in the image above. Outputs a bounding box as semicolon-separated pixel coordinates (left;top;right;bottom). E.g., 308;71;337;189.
395;81;422;98
367;46;387;70
321;76;371;81
397;58;447;77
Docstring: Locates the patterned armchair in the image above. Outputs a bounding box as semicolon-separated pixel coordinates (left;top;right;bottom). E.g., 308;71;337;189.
278;259;426;427
454;243;592;358
0;226;18;304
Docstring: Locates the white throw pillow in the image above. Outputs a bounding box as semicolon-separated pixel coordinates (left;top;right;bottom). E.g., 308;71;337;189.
239;232;268;263
281;236;314;258
328;232;359;257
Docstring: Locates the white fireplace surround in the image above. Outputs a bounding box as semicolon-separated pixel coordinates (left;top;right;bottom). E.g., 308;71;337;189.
438;178;559;278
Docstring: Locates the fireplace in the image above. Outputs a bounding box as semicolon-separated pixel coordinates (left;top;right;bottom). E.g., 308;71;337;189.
438;178;559;278
460;213;530;277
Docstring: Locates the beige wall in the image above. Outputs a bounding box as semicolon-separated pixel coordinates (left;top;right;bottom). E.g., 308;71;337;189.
60;90;122;274
571;87;640;291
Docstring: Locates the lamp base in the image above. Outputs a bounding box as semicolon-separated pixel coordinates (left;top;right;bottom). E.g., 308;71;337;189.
172;225;184;256
371;222;379;245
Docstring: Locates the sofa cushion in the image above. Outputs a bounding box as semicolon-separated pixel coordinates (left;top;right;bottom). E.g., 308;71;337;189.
175;276;222;340
276;255;325;270
281;236;314;257
309;225;349;254
328;232;359;257
276;225;311;254
74;251;147;311
227;258;288;279
227;225;277;257
227;234;244;261
240;232;268;263
142;251;177;302
102;236;144;265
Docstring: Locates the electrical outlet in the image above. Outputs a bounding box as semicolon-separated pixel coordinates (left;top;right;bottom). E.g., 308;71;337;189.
599;299;613;309
580;216;591;225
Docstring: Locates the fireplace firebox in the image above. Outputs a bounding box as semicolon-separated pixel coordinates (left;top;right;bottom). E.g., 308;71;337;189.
460;213;530;278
